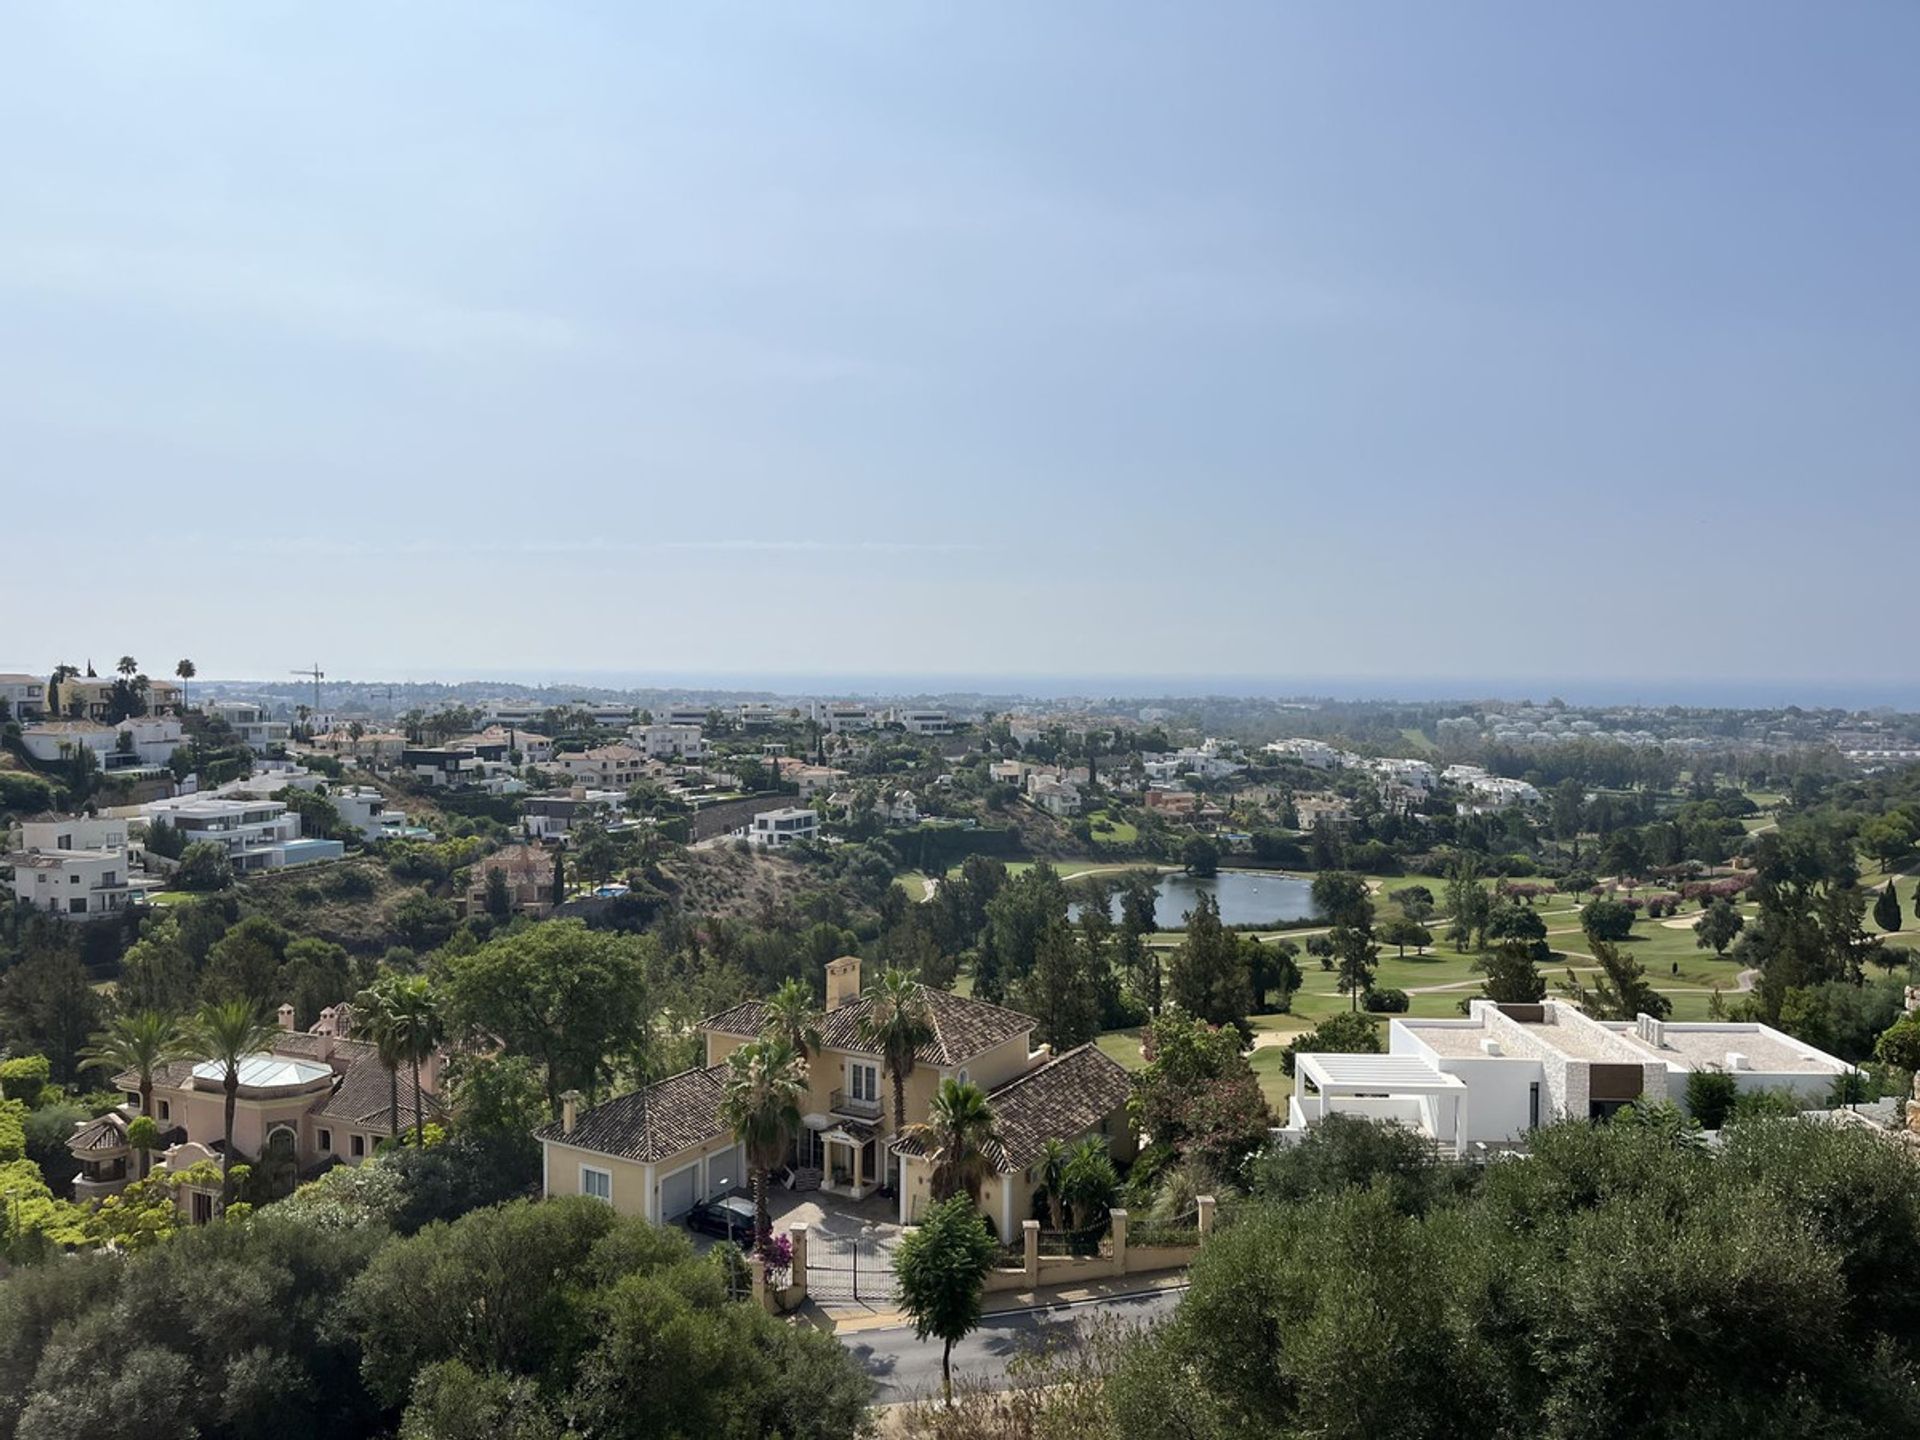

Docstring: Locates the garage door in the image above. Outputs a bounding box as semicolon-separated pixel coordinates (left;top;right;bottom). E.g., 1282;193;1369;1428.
660;1163;699;1220
707;1144;745;1197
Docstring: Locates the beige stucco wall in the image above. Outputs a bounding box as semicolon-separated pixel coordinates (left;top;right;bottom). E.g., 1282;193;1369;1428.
543;1132;743;1222
960;1034;1032;1092
544;1140;656;1219
152;1082;333;1168
899;1095;1136;1242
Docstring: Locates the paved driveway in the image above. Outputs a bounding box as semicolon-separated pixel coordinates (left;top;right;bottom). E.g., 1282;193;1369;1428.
847;1286;1185;1403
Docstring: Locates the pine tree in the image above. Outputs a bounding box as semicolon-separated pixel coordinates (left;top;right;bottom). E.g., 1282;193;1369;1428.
1165;893;1252;1036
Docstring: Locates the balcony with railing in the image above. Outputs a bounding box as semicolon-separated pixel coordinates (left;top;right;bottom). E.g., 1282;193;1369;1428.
829;1089;883;1120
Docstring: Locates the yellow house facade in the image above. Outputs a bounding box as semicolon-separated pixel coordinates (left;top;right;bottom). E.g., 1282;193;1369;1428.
538;955;1139;1243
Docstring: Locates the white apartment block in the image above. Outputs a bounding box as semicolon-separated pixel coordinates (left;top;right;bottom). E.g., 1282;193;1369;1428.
1443;764;1543;812
209;701;292;754
823;705;875;735
738;703;786;728
141;796;343;873
1263;738;1354;770
746;807;820;848
0;673;49;720
890;708;953;735
629;724;706;761
1029;779;1082;817
19;718;181;778
16;814;130;853
549;744;650;787
1283;999;1853;1156
10;847;133;918
1366;757;1438;792
330;787;431;843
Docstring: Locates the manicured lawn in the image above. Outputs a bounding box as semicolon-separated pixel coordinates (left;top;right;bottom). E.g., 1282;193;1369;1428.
143;890;197;906
1096;1028;1148;1072
945;858;1163;882
1086;809;1140;845
1248;1045;1294;1111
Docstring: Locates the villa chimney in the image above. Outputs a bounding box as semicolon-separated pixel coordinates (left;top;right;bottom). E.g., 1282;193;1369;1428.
277;1003;295;1032
317;1006;336;1036
561;1090;582;1136
825;955;862;1012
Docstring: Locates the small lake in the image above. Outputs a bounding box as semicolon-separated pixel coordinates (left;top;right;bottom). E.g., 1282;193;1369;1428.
1071;869;1322;929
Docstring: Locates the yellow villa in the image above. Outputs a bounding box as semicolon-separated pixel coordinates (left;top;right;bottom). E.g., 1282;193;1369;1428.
537;955;1135;1243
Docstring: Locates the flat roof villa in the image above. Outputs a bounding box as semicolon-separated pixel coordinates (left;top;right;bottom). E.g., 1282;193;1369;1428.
140;795;344;872
1283;999;1854;1156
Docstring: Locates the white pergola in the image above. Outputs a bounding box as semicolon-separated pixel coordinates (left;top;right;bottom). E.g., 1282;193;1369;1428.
1292;1053;1471;1157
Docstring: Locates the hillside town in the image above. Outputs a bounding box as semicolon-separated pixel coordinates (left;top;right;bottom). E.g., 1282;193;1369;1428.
8;651;1920;1434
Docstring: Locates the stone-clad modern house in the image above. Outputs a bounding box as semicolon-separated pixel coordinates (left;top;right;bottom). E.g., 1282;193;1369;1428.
537;956;1136;1242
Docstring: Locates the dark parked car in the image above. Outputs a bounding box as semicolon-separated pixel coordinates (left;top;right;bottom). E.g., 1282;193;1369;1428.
684;1193;757;1241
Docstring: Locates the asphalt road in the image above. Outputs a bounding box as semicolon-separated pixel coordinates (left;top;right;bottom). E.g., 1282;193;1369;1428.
845;1286;1186;1405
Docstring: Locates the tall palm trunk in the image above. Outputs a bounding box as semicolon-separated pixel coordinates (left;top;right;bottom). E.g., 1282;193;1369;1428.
411;1055;425;1146
139;1079;154;1179
221;1075;238;1210
388;1065;400;1141
753;1166;771;1252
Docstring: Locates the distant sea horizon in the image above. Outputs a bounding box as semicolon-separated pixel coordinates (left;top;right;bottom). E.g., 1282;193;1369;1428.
190;669;1920;712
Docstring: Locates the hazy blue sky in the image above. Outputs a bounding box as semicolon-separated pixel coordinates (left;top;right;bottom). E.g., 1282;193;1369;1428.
6;4;1916;694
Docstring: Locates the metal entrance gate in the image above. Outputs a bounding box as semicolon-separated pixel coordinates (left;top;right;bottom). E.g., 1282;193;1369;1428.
805;1231;899;1305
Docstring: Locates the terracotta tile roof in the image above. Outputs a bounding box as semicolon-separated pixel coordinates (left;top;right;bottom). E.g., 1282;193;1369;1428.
891;1044;1133;1172
125;1033;439;1134
471;845;554;883
67;1113;130;1153
312;1054;441;1130
701;985;1035;1067
978;1043;1133;1173
534;1065;730;1163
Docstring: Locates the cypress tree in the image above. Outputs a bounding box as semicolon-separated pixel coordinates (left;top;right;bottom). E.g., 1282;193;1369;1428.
550;844;566;908
1873;880;1903;934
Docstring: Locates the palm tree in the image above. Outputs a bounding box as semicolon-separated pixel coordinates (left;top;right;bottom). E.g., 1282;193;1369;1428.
386;976;443;1146
760;978;823;1060
903;1079;998;1207
856;968;934;1176
1034;1137;1069;1232
192;998;276;1208
80;1011;193;1178
1061;1136;1118;1234
719;1036;808;1251
354;976;409;1143
175;658;195;709
116;655;137;679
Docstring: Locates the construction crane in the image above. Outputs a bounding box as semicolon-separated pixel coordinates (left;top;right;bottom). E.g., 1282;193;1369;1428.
291;663;324;714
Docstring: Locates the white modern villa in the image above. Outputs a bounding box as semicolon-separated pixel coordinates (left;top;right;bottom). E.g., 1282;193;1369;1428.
140;795;344;872
1284;999;1856;1155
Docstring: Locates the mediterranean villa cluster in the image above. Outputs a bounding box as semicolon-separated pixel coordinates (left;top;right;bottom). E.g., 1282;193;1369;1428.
68;1003;443;1221
538;955;1136;1243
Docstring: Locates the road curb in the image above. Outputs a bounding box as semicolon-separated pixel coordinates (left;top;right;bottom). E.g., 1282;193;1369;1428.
830;1275;1189;1335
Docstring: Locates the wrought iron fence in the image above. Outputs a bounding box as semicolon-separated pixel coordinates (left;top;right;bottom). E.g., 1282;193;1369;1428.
1036;1224;1107;1258
805;1231;900;1304
1129;1209;1201;1248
